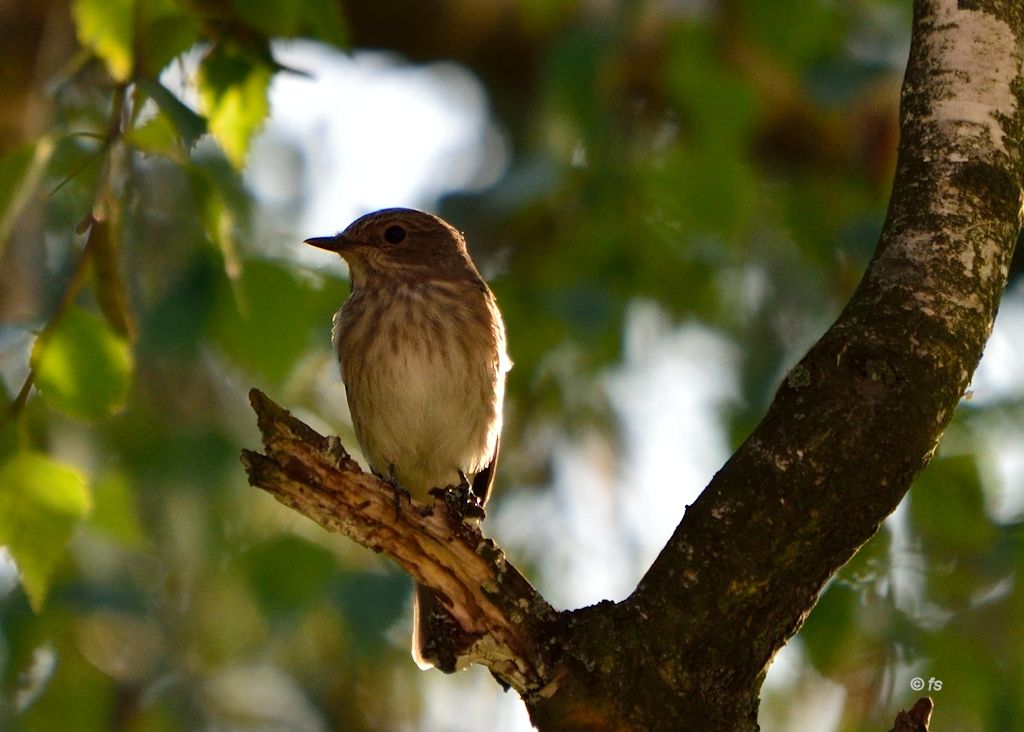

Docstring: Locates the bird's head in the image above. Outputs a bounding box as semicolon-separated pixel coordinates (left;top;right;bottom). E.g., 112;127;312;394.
305;208;476;287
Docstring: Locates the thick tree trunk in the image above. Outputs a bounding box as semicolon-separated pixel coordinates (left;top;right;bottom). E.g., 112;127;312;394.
243;1;1023;729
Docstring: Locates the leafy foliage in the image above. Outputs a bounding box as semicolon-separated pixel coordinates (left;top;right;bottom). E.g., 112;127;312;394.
209;258;342;385
32;305;133;420
135;79;208;150
198;46;272;169
70;0;135;81
0;139;55;256
0;0;1018;730
0;453;90;611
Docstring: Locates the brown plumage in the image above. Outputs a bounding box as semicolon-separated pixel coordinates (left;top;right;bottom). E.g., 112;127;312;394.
305;208;510;669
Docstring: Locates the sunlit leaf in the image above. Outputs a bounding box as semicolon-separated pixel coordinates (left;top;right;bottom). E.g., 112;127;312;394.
198;47;271;169
0;452;91;611
32;306;134;420
89;219;137;340
0;137;54;258
125;111;180;157
137;78;208;149
71;0;135;81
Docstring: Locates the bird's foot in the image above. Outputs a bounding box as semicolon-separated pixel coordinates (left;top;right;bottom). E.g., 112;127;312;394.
383;465;412;519
431;471;485;521
325;435;349;467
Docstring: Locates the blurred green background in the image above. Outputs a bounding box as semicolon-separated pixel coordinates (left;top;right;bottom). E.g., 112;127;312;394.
2;1;1023;730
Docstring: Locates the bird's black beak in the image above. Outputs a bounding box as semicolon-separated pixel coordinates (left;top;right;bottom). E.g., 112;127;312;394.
304;234;345;252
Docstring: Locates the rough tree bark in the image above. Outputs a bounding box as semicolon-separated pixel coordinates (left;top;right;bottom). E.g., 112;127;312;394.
243;1;1023;729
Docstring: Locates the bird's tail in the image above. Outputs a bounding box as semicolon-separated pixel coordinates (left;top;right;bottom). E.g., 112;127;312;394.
412;582;440;670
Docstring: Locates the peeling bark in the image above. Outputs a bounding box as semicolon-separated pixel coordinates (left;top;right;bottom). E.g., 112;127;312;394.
241;389;561;693
242;1;1023;729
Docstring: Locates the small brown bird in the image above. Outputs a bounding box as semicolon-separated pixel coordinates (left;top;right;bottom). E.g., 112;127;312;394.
305;208;510;670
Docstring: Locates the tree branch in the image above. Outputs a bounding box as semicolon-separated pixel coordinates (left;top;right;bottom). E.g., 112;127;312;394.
3;83;132;426
607;0;1023;725
240;389;561;693
530;0;1022;728
888;697;933;732
241;1;1023;729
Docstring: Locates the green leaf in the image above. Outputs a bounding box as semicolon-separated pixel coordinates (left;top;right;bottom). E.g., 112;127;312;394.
32;306;134;420
184;156;250;276
71;0;135;81
136;0;200;76
137;79;208;149
198;47;271;169
332;570;409;657
910;454;993;554
800;580;857;673
0;452;91;611
89;219;137;340
0;137;55;258
86;471;144;548
741;0;846;70
209;259;341;385
230;0;347;46
909;454;1000;608
237;535;336;617
125;110;180;157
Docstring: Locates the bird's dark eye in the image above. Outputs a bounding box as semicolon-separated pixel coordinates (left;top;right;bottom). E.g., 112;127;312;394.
383;225;406;244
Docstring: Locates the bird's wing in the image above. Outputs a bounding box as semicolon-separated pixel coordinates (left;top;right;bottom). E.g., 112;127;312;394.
471;436;499;507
